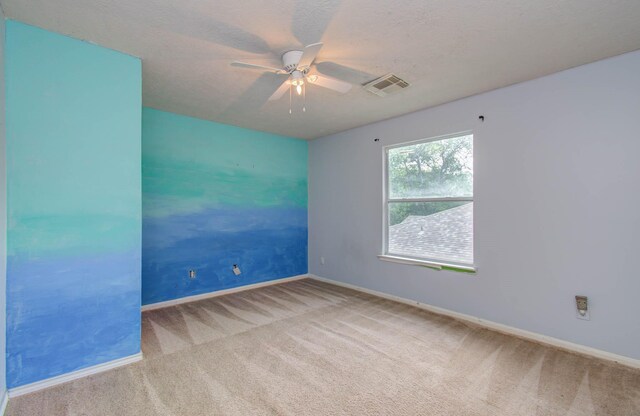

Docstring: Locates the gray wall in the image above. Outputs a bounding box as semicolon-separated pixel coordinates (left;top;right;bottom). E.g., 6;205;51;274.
0;6;6;398
309;50;640;360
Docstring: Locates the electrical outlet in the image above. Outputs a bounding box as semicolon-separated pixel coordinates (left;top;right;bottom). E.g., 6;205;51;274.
189;270;196;279
320;256;325;265
232;264;241;276
575;295;590;320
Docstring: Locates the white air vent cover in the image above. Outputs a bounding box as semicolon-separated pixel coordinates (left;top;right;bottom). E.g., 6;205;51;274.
364;74;410;97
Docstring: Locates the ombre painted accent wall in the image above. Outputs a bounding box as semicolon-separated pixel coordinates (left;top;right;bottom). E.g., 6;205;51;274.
6;21;142;388
142;108;307;305
0;8;8;398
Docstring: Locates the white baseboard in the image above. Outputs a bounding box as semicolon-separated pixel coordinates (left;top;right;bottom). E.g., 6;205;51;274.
8;352;143;398
0;391;8;416
309;274;640;370
141;274;309;312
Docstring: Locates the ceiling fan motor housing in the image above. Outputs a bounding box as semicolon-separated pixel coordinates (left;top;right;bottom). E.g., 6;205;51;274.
282;50;304;73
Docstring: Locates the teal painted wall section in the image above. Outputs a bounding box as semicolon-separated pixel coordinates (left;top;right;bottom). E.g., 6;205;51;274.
0;9;7;398
6;21;142;388
142;108;307;304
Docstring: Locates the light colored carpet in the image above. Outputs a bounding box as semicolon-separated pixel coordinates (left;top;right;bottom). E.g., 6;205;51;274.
7;278;640;415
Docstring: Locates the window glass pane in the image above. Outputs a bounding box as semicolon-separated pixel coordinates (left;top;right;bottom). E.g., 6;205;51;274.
388;201;473;265
388;135;473;199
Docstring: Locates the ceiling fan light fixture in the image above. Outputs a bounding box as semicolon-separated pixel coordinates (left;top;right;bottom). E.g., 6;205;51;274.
290;72;304;86
231;41;352;111
290;71;305;96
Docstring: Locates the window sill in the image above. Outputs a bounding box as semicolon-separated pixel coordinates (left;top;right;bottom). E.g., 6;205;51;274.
377;254;476;274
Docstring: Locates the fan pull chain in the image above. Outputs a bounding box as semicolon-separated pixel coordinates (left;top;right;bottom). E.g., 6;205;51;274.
303;83;306;112
289;83;292;115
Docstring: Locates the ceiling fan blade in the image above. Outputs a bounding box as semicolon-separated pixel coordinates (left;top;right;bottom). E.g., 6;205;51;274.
308;74;352;93
268;80;291;101
231;61;287;74
297;42;323;70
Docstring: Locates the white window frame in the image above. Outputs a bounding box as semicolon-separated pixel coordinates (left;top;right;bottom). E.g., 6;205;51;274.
380;131;475;272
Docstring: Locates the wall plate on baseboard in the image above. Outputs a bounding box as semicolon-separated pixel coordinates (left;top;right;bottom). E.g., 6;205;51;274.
576;295;590;320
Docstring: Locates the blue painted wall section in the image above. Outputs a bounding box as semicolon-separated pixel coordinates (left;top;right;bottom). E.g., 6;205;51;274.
5;21;142;388
142;108;307;305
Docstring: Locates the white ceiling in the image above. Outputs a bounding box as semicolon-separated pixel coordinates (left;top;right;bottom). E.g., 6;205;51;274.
3;0;640;139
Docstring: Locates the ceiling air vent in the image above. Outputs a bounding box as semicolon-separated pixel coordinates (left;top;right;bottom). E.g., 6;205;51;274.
363;74;410;97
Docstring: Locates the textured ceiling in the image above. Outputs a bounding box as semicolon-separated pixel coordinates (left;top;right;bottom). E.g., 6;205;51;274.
3;0;640;139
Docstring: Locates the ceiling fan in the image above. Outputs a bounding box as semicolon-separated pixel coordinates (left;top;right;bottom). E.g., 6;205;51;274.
231;42;352;112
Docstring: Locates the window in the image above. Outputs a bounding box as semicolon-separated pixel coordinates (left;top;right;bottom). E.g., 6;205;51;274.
383;133;473;268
